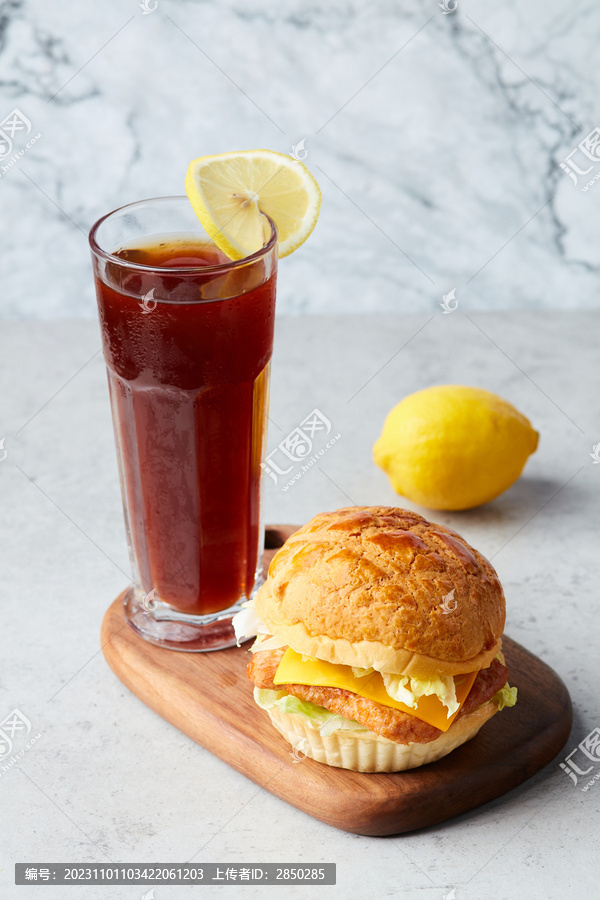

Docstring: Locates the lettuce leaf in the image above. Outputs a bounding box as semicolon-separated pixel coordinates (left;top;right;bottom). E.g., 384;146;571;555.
231;601;286;652
493;683;518;710
380;674;416;707
231;599;266;646
253;687;288;709
253;688;368;735
381;673;460;718
351;666;374;678
320;714;367;737
410;675;460;717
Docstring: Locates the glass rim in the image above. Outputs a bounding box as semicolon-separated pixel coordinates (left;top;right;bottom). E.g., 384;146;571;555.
88;195;278;274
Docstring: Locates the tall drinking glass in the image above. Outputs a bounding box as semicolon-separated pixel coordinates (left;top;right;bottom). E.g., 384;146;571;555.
89;197;277;651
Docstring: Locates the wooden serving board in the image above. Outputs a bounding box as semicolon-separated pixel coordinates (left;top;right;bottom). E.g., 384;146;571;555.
101;525;573;836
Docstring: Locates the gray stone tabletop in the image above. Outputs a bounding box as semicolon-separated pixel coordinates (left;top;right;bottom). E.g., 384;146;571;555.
1;312;598;900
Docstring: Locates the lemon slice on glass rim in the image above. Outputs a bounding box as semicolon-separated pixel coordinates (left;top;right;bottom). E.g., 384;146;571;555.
185;148;321;260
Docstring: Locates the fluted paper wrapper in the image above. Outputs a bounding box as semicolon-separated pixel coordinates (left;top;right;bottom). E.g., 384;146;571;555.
267;701;497;773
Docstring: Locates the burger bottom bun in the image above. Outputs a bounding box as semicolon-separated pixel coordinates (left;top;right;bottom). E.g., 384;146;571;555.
267;700;499;773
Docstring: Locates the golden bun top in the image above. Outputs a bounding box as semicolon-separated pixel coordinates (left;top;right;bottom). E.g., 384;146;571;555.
254;507;505;677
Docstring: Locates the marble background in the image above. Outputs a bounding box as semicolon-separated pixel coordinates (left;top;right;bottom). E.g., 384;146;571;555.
1;0;599;318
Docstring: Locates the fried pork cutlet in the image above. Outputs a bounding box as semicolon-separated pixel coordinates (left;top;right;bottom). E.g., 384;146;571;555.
247;648;509;745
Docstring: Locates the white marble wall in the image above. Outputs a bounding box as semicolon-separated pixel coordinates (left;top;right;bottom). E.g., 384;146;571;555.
0;0;599;317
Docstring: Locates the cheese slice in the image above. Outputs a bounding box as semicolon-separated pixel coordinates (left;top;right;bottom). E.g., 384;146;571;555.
273;648;478;733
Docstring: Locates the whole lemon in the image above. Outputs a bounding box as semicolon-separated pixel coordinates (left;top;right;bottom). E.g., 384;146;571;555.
373;385;539;510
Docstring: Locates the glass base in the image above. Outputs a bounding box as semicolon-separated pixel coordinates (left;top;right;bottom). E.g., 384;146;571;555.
123;586;252;652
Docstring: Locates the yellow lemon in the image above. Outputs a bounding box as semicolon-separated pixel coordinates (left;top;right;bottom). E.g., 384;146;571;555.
373;385;539;510
185;149;321;260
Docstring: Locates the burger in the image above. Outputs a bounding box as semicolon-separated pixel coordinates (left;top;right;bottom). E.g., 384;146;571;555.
233;506;517;773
